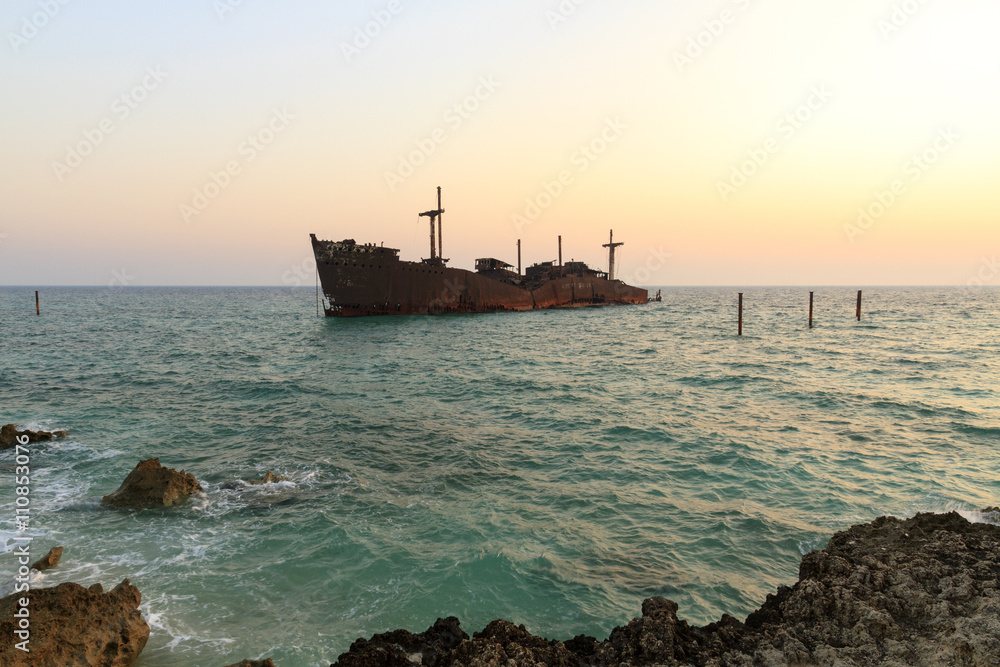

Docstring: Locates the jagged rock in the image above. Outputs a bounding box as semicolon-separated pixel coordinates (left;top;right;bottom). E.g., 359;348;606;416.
592;596;703;666
563;634;599;659
451;619;578;666
0;424;68;448
331;512;1000;667
728;511;1000;665
31;546;64;572
252;472;288;484
334;616;468;667
0;578;149;666
102;458;203;508
223;660;278;667
1;425;19;446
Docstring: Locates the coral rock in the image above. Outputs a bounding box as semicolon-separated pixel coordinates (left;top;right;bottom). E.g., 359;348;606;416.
0;578;149;666
31;546;64;572
334;616;468;667
0;424;68;448
102;458;203;508
332;512;1000;667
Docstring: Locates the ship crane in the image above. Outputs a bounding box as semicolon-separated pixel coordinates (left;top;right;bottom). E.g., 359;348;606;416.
603;229;624;280
309;191;648;317
419;186;446;264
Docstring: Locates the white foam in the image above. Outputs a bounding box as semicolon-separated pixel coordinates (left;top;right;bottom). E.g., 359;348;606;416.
797;539;823;556
141;594;239;656
227;478;299;492
186;469;327;519
14;421;56;432
264;480;297;490
188;491;213;513
51;560;118;584
0;531;35;554
876;497;1000;528
26;469;93;510
959;508;1000;526
46;439;124;461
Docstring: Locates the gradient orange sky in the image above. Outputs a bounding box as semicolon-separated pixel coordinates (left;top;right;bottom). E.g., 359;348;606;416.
2;0;998;286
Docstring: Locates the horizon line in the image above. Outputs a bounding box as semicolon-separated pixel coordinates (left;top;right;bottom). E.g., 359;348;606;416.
1;284;994;289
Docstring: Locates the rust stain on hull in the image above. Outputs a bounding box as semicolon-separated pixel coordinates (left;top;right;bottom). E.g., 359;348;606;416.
310;190;648;318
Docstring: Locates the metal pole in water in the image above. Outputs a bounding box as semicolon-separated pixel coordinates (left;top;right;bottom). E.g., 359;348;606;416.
738;292;743;336
316;267;320;316
856;290;862;321
36;291;39;315
809;291;814;328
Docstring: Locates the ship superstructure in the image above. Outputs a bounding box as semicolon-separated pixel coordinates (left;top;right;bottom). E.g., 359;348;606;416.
310;188;647;317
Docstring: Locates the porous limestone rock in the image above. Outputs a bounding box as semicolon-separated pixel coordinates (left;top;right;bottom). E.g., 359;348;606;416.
330;511;1000;666
102;458;203;508
0;578;148;667
31;546;64;572
0;424;68;448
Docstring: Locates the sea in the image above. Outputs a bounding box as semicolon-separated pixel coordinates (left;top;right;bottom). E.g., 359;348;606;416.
1;286;998;667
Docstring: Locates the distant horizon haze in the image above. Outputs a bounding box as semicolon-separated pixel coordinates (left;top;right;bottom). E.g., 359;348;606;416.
2;1;998;288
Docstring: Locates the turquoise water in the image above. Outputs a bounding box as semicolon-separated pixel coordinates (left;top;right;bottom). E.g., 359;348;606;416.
2;286;998;666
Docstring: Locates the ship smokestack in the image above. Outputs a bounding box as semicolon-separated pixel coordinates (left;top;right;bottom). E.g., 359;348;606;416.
558;235;562;274
437;186;443;259
517;239;521;276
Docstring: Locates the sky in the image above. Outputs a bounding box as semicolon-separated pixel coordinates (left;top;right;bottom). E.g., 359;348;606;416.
1;0;998;287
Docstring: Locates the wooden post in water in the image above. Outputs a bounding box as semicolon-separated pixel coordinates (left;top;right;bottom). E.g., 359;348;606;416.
856;290;862;321
738;292;743;336
809;291;814;328
35;291;39;315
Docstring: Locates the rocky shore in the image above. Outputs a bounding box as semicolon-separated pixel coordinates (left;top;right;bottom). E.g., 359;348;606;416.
1;465;996;667
332;510;1000;667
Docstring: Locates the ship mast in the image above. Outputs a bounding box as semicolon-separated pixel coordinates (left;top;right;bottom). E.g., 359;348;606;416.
419;186;445;263
603;229;624;280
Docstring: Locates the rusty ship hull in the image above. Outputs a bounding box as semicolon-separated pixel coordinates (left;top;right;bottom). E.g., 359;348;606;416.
310;236;647;317
310;188;647;318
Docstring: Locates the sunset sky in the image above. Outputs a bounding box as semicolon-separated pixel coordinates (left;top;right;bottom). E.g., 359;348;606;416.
2;0;998;286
